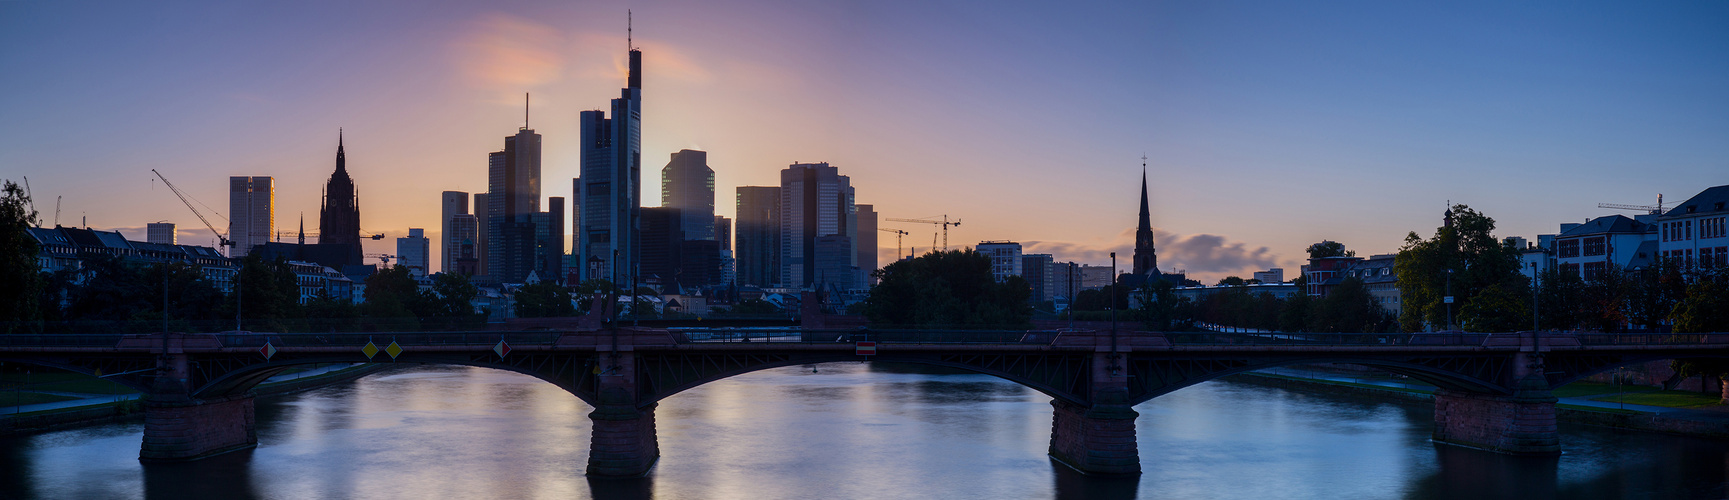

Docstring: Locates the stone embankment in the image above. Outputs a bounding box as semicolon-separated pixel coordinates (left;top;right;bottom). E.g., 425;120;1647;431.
1228;371;1729;439
1;364;387;437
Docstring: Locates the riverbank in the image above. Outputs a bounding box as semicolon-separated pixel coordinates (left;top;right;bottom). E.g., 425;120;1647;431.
0;363;390;437
1226;370;1729;439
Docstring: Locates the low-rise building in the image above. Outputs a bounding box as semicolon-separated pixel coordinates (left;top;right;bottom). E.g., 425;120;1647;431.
1656;185;1729;269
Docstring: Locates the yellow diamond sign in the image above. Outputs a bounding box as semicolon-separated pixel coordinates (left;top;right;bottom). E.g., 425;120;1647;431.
362;341;380;360
385;341;403;360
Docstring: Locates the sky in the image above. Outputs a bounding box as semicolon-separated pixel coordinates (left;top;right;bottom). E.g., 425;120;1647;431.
3;0;1727;284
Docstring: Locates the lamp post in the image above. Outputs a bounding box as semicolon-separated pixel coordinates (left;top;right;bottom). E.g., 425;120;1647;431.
1110;252;1119;376
1444;268;1454;331
1530;262;1539;331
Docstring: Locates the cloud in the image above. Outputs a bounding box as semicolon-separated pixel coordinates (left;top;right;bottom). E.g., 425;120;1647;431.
451;14;566;89
1021;228;1290;282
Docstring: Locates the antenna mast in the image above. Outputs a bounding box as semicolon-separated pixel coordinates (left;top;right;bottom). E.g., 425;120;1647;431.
525;93;530;129
628;10;633;50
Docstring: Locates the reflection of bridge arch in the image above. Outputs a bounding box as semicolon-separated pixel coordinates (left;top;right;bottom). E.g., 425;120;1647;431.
1123;354;1515;406
189;353;603;405
632;352;1092;406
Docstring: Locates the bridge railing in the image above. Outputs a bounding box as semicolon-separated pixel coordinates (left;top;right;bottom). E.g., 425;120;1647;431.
1572;333;1729;346
0;334;131;347
214;331;567;348
1162;332;1409;345
671;328;1058;344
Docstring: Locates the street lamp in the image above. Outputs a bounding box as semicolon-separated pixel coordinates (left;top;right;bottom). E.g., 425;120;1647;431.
1530;262;1539;331
1444;268;1454;331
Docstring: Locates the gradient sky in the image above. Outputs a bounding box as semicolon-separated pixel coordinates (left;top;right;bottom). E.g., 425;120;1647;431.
3;1;1727;283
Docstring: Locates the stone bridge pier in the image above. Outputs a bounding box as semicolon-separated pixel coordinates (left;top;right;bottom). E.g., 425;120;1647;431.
1430;349;1560;456
587;339;660;476
139;351;257;462
1047;335;1142;476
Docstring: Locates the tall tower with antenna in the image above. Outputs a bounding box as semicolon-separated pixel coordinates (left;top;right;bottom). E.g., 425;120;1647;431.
576;13;645;284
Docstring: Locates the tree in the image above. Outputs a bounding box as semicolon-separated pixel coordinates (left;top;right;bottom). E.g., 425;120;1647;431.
1580;264;1631;332
1311;277;1393;333
425;273;482;320
1279;275;1313;332
514;281;576;318
1394;204;1524;332
1626;260;1686;332
1536;268;1585;331
0;180;42;332
1217;276;1247;287
729;298;781;315
1307;240;1355;259
864;249;1032;328
1136;279;1192;331
230;254;306;332
1672;271;1729;334
1460;282;1531;333
360;265;420;330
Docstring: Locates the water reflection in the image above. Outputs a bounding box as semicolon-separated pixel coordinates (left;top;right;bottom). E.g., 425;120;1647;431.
3;363;1729;499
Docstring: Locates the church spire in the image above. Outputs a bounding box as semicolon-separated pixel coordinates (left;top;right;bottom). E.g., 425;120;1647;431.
336;128;346;173
1132;155;1158;276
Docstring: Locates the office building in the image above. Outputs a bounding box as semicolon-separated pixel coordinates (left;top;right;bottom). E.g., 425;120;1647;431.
639;207;682;286
228;176;274;257
577;42;644;284
147;222;176;245
662;149;714;241
441;190;468;273
472;193;488;276
449;214;480;276
1023;253;1055;302
397;228;430;278
857;204;877;285
485;124;543;283
735;186;780;287
779;163;856;290
976;241;1023;282
1657;185;1729;269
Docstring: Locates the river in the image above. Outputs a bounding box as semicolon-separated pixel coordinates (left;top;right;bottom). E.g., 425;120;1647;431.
2;363;1726;499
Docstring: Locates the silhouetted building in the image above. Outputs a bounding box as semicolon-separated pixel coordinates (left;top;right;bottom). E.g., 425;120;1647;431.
228;176;273;257
1023;253;1055;303
735;186;779;287
662;149;714;241
977;241;1023;282
147;222;175;245
442;190;468;273
857;204;877;285
450;213;479;276
640;207;682;286
472;193;488;276
577;41;644;285
1132;162;1157;277
397;228;430;278
318;131;363;268
486;125;543;283
780;163;856;290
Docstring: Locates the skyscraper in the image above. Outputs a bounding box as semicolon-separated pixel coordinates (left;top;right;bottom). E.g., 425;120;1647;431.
472;193;488;276
228;176;273;257
577;39;644;285
735;186;780;287
856;204;877;285
319;131;363;267
485;125;543;283
450;214;480;276
780;163;856;290
441;190;469;274
1133;159;1157;277
661;149;714;241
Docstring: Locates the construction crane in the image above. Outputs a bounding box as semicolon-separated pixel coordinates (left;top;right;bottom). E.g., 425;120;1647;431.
366;253;396;267
878;228;909;260
886;216;961;251
1599;194;1663;215
151;169;233;253
21;176;37;226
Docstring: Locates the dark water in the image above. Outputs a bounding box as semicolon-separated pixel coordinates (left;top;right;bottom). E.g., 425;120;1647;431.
2;363;1727;499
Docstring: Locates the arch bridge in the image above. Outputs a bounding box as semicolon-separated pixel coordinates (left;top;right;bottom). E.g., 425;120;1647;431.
3;328;1726;476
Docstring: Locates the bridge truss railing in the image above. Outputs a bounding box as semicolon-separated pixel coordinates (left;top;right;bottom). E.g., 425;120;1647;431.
211;331;567;348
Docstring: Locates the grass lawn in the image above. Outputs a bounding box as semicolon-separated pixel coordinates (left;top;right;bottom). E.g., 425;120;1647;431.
0;392;85;406
1592;391;1724;409
1553;381;1658;398
0;372;136;395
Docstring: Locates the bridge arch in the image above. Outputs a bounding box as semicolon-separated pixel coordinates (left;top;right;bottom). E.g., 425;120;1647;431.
1546;352;1729;389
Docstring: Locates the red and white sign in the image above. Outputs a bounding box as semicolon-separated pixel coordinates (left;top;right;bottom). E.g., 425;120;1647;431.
855;341;877;356
260;342;277;360
493;340;511;358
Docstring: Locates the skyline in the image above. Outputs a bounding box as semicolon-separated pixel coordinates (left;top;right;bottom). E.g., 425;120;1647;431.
4;1;1728;283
